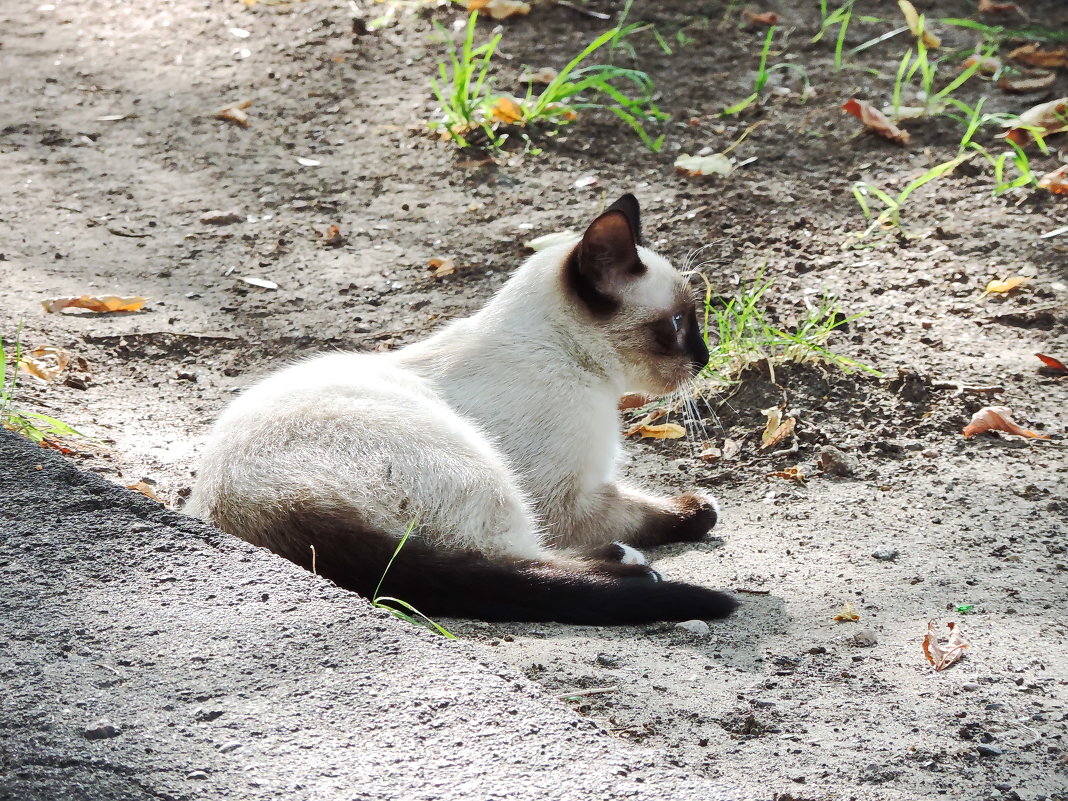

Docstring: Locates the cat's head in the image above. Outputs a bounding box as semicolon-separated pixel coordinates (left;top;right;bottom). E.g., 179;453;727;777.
563;194;709;396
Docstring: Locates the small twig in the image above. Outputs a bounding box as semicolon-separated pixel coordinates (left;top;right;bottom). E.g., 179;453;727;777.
92;662;125;681
310;544;317;575
932;382;1004;397
553;685;619;700
552;0;610;20
735;587;771;595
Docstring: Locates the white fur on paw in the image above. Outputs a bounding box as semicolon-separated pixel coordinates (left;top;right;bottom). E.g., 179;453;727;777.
614;542;648;566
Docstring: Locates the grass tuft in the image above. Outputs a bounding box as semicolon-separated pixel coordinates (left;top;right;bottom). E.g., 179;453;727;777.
372;519;456;639
429;13;667;152
692;271;882;383
1;326;84;447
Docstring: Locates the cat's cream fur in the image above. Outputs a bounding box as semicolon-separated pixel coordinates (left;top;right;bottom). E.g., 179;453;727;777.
186;195;737;624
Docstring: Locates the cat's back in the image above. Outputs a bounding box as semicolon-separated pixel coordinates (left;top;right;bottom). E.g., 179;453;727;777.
212;351;437;432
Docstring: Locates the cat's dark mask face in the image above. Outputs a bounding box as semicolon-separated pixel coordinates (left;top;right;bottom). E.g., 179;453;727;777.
564;194;709;395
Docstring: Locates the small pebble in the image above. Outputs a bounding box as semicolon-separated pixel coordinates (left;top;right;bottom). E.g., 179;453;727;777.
849;630;878;648
872;548;899;562
199;210;244;225
962;683;980;691
82;720;120;740
817;445;858;477
219;740;242;754
186;770;210;780
922;448;938;458
977;744;1003;757
675;619;711;636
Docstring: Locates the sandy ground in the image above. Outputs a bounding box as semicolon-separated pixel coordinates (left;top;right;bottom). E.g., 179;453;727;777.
2;1;1067;799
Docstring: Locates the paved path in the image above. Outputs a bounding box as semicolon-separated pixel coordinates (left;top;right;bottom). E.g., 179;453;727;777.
0;432;745;801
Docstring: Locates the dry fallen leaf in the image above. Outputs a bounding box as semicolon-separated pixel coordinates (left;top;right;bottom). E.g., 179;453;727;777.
1035;353;1068;374
674;153;733;178
768;466;806;484
699;444;722;462
1005;97;1068;146
834;601;860;622
741;9;779;26
978;0;1026;16
898;0;940;48
19;346;71;383
962;406;1050;440
1008;43;1068;70
761;407;797;449
618;393;650;411
127;481;163;503
468;0;531;20
322;224;346;247
216;99;252;127
998;71;1057;94
842;98;911;145
1037;165;1068;196
521;67;558;84
573;175;599;189
490;95;524;124
42;295;147;314
427;257;456;278
983;275;1028;295
961;54;1002;76
633;422;687;440
921;620;969;671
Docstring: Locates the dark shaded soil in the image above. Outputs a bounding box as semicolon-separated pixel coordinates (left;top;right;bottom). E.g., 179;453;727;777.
2;1;1067;799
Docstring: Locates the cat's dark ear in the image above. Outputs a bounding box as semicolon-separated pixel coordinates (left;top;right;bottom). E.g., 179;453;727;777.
566;196;646;317
604;193;643;246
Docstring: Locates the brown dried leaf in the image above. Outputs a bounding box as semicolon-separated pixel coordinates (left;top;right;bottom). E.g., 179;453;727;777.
898;0;940;48
962;406;1050;440
618;393;651;411
741;9;779;26
42;295;147;314
699;444;722;462
427;257;457;278
842;98;911;145
1035;353;1068;374
674;153;733;178
760;407;797;449
127;481;163;503
215;99;252;127
322;224;346;247
998;71;1057;94
1037;165;1068;196
921;620;969;670
978;0;1026;16
768;466;806;484
983;275;1027;295
1004;97;1068;146
490;95;524;124
834;601;860;622
1008;43;1068;70
19;346;71;383
521;67;558;85
962;54;1002;75
468;0;531;20
633;422;686;440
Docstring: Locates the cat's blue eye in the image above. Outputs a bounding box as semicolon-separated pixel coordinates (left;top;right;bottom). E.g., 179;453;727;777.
671;314;683;331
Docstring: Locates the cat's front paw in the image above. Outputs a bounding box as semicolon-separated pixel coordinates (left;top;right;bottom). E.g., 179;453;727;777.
670;491;720;542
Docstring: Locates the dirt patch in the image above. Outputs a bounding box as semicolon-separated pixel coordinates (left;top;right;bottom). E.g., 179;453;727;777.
2;1;1067;799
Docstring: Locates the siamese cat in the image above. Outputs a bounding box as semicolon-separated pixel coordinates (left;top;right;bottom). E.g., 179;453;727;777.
186;194;738;624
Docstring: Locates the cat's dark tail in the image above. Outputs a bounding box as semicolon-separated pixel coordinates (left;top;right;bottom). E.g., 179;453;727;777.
250;511;738;625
